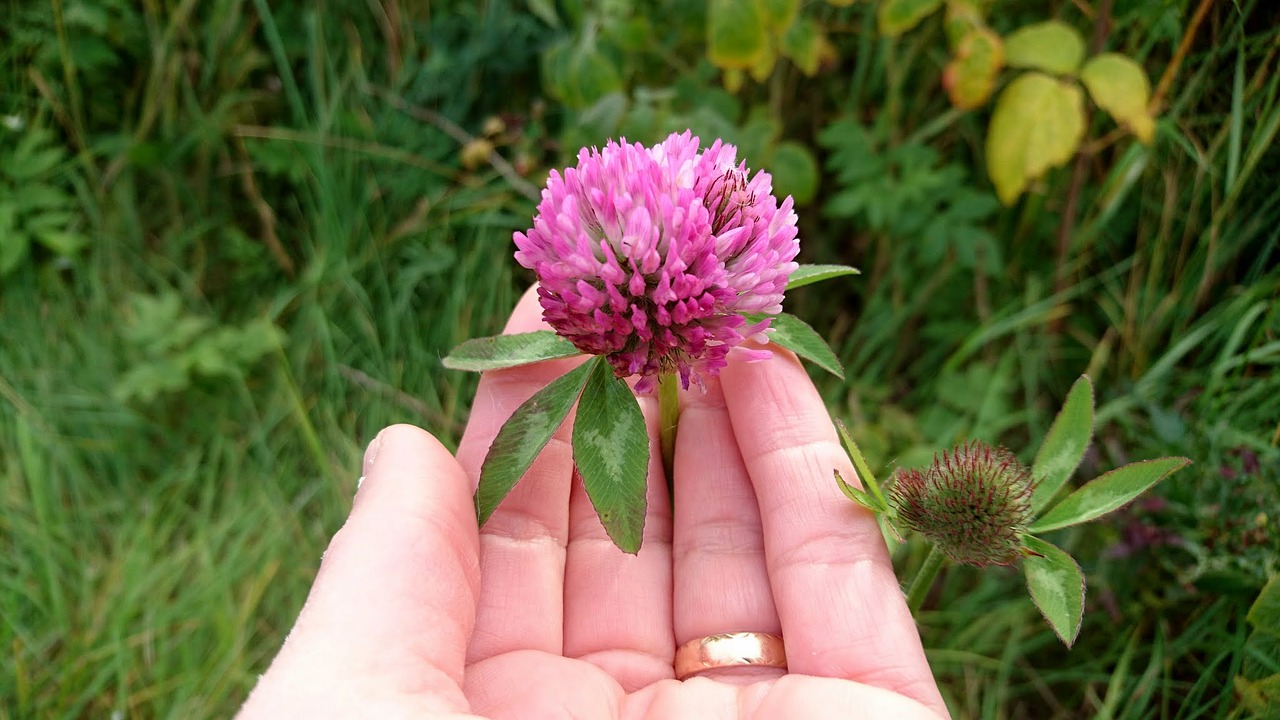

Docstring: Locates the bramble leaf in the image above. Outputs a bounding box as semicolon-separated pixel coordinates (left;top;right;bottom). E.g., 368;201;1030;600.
943;27;1004;109
879;0;944;37
986;72;1085;204
443;331;582;372
1030;375;1095;513
1024;536;1085;647
1031;457;1191;532
476;360;593;525
1004;21;1085;75
573;357;650;553
1081;53;1157;144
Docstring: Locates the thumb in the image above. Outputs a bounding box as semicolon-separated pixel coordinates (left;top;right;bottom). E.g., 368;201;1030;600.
241;424;480;717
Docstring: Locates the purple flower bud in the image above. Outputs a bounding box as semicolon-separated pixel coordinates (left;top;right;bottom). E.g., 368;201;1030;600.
889;441;1034;567
514;131;800;392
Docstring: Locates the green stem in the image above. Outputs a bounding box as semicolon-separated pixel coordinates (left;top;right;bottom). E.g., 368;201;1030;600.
906;545;946;614
658;373;679;483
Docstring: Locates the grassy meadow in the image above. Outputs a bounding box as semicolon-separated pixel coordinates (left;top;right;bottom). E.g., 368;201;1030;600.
2;1;1278;718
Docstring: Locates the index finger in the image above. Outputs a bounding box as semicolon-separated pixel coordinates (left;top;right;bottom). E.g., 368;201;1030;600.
720;347;949;718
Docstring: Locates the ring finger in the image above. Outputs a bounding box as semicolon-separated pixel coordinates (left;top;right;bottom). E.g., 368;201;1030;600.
671;375;782;683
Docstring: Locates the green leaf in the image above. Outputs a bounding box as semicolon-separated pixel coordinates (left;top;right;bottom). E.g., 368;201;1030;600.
1030;375;1095;513
835;420;887;509
1031;457;1192;533
758;0;799;33
878;0;944;37
1247;574;1280;635
943;27;1003;109
443;331;582;372
1080;53;1156;144
752;312;844;378
475;360;594;525
787;264;861;290
834;470;885;512
707;0;768;70
1003;20;1086;75
1023;536;1085;647
986;72;1085;204
573;358;650;554
779;17;831;76
540;35;623;109
768;141;820;205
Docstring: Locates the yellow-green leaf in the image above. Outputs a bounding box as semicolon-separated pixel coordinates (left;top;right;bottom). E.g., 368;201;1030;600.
708;0;768;70
1080;53;1157;144
780;16;833;76
758;0;799;34
943;0;985;49
878;0;944;37
943;27;1003;109
986;72;1086;204
1004;20;1086;75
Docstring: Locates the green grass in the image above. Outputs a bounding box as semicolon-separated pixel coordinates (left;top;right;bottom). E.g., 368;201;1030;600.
2;0;1279;718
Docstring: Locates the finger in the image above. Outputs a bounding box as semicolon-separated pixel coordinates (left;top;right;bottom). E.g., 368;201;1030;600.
721;347;950;717
562;388;675;692
241;424;478;716
456;285;585;663
671;375;781;682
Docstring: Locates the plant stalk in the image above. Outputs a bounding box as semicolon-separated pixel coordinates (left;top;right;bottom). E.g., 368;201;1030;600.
658;373;680;483
906;545;946;614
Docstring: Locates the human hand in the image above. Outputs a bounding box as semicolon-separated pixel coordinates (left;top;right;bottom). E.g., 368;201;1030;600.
238;288;951;719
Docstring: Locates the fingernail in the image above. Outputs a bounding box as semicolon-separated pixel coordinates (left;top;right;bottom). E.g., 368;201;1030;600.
363;430;384;476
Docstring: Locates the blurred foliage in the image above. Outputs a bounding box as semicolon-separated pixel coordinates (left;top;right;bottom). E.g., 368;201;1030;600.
1;0;1277;717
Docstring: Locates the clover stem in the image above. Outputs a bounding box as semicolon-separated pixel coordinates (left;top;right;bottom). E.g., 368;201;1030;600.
906;544;946;614
658;372;679;483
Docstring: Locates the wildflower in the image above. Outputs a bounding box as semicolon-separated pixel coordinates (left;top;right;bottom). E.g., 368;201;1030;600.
513;131;799;392
889;441;1034;567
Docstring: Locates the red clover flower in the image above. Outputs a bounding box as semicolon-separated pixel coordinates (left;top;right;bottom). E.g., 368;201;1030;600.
514;131;800;392
889;441;1034;567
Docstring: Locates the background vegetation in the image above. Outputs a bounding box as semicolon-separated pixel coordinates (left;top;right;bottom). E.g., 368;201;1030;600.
1;0;1277;717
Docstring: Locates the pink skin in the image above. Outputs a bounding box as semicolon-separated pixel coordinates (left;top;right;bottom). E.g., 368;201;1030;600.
237;287;951;720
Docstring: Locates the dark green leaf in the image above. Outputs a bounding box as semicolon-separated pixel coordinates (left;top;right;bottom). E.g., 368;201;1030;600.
573;358;650;553
475;360;594;525
443;331;582;372
787;264;861;290
1023;536;1085;647
769;141;820;205
752;312;844;378
1030;375;1094;513
1031;457;1191;533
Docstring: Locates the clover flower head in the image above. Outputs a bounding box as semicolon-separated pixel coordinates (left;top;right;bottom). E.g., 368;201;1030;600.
889;441;1034;567
513;131;800;392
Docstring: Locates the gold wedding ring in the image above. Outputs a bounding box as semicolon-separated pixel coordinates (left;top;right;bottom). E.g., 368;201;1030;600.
674;632;787;680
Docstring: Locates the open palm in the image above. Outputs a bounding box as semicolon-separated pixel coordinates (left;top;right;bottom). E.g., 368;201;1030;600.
239;289;950;719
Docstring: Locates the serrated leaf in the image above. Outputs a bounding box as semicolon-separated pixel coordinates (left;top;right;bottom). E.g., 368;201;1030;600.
475;360;594;525
751;312;844;378
768;141;820;205
1023;536;1085;647
943;27;1004;109
1030;375;1095;513
878;0;944;37
573;358;649;553
1031;457;1191;532
986;72;1085;204
443;331;582;372
1081;53;1156;144
1004;20;1085;75
787;264;861;289
708;0;768;70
